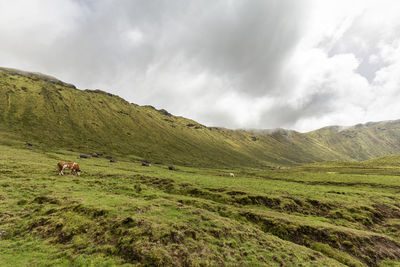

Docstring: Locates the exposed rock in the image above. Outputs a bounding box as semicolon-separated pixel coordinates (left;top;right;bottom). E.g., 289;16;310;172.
251;136;258;141
159;109;172;116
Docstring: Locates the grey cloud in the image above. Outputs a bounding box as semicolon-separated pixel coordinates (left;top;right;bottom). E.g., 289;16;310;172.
1;0;307;89
4;0;397;131
259;89;337;129
172;0;306;96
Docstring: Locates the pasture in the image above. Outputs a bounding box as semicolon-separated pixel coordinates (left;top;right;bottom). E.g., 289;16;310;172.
1;143;400;266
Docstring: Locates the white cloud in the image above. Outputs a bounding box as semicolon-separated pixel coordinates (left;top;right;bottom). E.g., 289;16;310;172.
124;29;145;46
268;0;400;131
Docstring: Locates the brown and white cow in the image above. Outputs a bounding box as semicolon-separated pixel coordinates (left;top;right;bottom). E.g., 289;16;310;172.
57;162;81;176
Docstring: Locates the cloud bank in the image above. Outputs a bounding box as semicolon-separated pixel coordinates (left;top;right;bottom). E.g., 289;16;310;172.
1;0;400;131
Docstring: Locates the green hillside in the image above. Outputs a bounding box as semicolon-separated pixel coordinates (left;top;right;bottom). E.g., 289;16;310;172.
308;122;400;161
1;67;400;167
2;67;400;266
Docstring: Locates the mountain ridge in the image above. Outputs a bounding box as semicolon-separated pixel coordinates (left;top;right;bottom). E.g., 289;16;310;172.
1;66;400;167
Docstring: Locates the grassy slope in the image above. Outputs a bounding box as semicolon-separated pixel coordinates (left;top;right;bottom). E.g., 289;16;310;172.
4;67;400;168
308;122;400;161
2;141;400;266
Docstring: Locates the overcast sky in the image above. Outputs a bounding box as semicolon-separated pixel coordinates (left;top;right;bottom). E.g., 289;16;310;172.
1;0;400;132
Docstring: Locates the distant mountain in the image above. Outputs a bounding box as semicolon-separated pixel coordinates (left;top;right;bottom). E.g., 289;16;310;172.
1;67;400;167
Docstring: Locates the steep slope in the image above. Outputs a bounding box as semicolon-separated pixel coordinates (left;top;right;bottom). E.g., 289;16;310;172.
0;67;336;167
1;67;400;167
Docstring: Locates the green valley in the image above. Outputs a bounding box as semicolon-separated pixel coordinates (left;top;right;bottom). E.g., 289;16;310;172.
1;68;400;266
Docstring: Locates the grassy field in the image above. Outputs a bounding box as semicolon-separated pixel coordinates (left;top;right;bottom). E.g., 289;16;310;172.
1;141;400;266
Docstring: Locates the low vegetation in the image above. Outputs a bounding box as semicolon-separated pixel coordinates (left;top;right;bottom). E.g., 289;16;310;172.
1;141;400;266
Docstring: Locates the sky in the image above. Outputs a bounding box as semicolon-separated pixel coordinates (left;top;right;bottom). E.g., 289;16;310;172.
1;0;400;132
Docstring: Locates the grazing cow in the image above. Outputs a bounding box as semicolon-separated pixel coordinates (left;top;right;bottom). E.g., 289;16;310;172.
229;173;235;177
142;162;151;167
58;162;81;176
